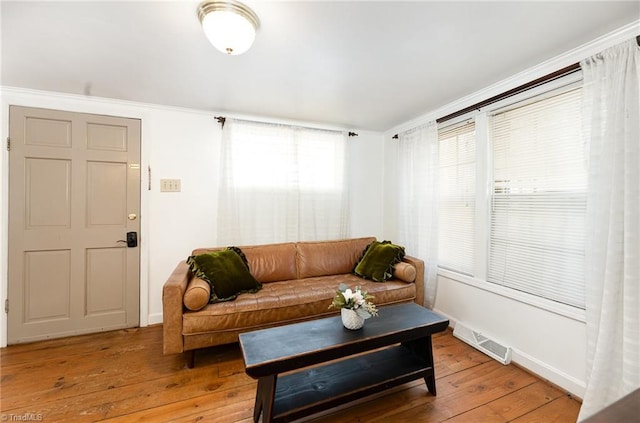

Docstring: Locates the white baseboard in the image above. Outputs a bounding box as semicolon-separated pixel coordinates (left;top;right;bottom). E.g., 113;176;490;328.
147;313;163;326
511;348;585;400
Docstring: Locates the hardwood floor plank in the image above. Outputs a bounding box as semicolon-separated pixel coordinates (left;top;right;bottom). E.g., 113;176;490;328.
306;383;448;423
487;381;565;420
0;325;581;422
3;365;255;421
442;405;508;423
437;361;539;413
100;388;256;422
433;335;492;377
0;327;158;366
511;395;581;423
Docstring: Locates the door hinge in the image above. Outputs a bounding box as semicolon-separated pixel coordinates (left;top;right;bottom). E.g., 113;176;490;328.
6;137;10;151
4;299;8;313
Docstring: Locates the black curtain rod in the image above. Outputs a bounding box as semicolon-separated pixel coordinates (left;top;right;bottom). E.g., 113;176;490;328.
437;34;639;124
436;62;581;124
392;61;580;140
214;115;357;137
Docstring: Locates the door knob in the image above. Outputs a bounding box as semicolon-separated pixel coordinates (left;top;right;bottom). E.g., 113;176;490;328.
128;213;137;220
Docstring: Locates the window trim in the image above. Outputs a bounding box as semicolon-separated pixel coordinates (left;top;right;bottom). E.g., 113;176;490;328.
438;268;586;323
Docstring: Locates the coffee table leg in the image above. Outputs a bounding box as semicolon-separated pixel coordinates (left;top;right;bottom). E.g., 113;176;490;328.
423;336;436;395
403;336;437;395
253;378;263;422
254;375;277;423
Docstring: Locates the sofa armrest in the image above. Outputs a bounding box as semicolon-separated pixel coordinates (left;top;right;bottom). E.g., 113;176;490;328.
402;255;425;306
162;260;191;354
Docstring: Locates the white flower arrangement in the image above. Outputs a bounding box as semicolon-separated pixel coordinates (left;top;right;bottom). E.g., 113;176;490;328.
329;283;378;319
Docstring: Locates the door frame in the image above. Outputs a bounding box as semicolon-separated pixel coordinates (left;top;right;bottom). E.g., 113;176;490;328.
0;88;151;347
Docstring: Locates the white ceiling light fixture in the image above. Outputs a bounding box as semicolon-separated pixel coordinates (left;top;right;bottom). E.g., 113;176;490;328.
197;0;260;56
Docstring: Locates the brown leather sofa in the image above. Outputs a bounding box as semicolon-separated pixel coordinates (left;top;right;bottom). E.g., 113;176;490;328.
162;237;424;366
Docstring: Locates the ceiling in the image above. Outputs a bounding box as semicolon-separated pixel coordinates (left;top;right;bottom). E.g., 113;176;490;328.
2;1;639;131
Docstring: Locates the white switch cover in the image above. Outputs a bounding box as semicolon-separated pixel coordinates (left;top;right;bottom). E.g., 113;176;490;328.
160;179;181;192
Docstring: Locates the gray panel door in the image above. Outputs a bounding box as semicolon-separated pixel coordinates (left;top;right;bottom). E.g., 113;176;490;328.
8;106;141;343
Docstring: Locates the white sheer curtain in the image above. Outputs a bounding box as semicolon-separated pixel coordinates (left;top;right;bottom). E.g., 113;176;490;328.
578;39;640;420
396;122;439;308
217;119;349;246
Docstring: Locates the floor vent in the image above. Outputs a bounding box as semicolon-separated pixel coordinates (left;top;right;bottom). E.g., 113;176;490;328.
453;323;512;365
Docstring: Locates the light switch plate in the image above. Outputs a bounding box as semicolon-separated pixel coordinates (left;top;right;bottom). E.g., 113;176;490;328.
160;179;181;192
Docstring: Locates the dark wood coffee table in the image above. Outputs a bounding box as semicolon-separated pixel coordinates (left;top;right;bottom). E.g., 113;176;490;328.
239;302;449;423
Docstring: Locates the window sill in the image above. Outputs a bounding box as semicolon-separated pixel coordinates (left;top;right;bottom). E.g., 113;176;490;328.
437;268;586;323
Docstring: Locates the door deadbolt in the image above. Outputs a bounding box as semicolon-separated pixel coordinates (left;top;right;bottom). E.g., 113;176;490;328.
117;232;138;248
128;213;137;220
126;232;138;247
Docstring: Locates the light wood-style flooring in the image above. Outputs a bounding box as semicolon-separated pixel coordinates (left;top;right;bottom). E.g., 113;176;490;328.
0;325;581;422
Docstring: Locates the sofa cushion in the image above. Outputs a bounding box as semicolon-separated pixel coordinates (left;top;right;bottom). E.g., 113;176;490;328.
187;248;262;301
354;240;405;282
192;243;298;283
183;277;211;311
240;243;298;282
182;274;415;334
297;237;375;279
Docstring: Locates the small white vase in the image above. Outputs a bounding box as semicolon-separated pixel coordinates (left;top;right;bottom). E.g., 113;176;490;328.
341;308;365;330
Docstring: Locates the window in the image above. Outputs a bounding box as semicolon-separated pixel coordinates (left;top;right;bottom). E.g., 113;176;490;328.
228;124;345;192
438;120;476;275
437;80;587;311
217;119;349;245
488;87;586;308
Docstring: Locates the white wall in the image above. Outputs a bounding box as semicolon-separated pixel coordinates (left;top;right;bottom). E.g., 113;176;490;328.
382;22;639;400
347;130;385;238
0;87;385;346
434;276;587;397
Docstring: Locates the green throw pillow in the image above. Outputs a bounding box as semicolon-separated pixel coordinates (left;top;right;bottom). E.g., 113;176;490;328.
187;247;262;302
354;240;405;282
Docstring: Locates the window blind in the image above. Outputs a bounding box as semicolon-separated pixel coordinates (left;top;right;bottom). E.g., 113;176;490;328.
438;120;476;275
488;87;586;308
